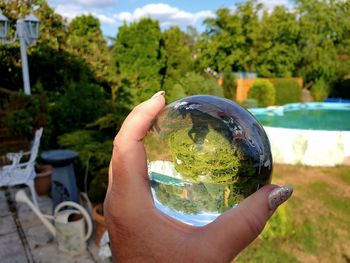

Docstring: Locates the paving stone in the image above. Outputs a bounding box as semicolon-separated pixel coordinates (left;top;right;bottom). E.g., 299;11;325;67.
25;224;54;249
0;231;26;260
1;254;29;263
31;243;95;263
0;214;17;235
17;209;44;230
0;189;11;217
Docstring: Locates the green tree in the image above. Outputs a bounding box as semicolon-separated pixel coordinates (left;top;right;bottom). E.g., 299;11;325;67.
162;26;193;97
255;6;300;77
197;0;263;73
114;18;165;105
296;0;344;85
66;15;116;93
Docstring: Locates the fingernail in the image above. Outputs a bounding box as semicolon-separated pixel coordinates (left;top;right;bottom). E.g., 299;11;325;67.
151;91;165;98
268;185;293;210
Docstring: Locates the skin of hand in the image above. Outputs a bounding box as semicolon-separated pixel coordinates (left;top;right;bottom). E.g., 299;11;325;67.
104;92;293;263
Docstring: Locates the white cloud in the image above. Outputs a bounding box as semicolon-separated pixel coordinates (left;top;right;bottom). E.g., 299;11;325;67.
54;4;86;21
94;14;117;25
76;0;115;7
50;0;116;9
54;4;117;25
113;3;215;27
51;2;213;31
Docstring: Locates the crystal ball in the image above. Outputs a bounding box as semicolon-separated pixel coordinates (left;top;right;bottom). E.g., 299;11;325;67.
145;95;272;226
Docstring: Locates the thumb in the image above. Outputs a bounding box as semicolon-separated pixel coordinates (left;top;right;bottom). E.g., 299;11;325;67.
201;184;293;260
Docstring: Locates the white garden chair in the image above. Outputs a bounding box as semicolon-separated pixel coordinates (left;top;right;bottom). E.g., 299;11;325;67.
0;127;43;207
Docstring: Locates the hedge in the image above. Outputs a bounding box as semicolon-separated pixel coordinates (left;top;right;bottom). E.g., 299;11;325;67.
269;78;301;105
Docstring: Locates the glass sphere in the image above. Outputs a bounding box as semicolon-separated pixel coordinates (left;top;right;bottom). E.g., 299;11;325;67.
145;95;272;226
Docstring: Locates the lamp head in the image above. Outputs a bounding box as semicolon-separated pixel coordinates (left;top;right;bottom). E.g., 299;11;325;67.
24;12;40;42
0;10;9;40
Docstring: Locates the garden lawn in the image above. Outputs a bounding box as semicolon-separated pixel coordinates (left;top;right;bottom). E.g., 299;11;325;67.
236;164;350;263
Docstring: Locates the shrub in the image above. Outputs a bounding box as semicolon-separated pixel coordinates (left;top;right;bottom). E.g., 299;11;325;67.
311;78;330;101
248;79;276;107
50;80;109;138
270;79;301;105
5;92;49;138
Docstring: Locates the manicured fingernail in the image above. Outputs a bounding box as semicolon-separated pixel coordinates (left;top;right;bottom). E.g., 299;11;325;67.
268;185;293;210
151;91;165;98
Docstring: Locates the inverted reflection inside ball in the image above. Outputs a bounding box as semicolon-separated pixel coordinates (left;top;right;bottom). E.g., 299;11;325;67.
145;95;272;226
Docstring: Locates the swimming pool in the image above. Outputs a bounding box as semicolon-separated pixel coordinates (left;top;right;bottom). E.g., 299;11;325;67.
249;103;350;166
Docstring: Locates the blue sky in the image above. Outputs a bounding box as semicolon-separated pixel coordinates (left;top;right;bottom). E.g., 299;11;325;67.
47;0;291;37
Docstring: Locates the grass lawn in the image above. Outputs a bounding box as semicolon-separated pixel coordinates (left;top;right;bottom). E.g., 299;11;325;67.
236;164;350;263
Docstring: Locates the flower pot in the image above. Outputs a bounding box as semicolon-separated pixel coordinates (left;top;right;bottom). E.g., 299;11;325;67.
92;203;106;246
34;164;52;196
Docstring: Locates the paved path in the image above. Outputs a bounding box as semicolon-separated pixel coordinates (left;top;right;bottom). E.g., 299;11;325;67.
0;187;110;263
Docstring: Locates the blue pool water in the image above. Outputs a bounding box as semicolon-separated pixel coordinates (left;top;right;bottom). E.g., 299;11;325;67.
249;103;350;131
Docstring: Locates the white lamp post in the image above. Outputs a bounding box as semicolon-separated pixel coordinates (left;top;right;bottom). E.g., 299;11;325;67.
0;10;40;95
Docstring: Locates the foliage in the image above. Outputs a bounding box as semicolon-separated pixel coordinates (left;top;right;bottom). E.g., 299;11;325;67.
58;130;112;168
165;127;263;207
222;68;237;100
162;26;194;95
5;92;49;138
198;1;263;72
66;15;117;92
114;18;165;106
311;78;330;102
248;79;276;107
256;6;300;77
296;0;345;85
168;129;242;184
270;79;301;105
49;79;109;138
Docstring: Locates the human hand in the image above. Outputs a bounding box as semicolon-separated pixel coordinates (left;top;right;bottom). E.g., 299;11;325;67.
104;92;293;262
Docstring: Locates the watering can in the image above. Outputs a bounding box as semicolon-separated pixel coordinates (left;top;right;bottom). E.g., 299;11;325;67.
15;190;93;254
